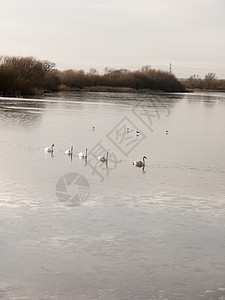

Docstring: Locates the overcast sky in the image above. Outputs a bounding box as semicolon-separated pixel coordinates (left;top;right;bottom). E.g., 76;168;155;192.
0;0;224;78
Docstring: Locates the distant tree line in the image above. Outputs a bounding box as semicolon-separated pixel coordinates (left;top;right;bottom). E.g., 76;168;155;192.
0;56;59;96
58;65;186;92
182;73;225;91
0;56;186;96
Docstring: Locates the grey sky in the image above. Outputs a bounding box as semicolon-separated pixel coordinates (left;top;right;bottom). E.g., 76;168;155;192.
1;0;224;78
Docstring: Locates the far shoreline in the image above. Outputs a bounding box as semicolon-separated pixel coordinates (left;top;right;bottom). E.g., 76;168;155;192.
2;86;225;100
56;85;189;94
0;86;188;98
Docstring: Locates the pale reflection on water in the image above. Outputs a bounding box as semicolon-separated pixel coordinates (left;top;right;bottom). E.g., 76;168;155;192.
0;92;225;300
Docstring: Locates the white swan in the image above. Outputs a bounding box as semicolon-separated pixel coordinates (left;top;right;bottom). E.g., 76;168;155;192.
133;156;147;167
44;144;54;152
79;148;87;158
65;146;73;155
98;152;108;162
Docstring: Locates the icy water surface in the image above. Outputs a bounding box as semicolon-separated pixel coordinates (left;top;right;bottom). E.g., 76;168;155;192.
0;91;225;300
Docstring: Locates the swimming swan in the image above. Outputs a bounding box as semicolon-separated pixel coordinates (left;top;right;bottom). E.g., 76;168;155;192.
79;148;87;158
65;146;73;155
44;144;54;152
98;152;108;162
133;156;147;167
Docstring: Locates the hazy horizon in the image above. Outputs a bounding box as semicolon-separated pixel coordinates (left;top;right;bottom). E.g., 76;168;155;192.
1;0;225;78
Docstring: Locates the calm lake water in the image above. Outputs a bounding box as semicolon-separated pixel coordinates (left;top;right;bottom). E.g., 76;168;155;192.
0;91;225;300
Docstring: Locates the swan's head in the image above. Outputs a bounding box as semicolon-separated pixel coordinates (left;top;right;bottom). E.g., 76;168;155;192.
143;156;147;159
51;144;55;147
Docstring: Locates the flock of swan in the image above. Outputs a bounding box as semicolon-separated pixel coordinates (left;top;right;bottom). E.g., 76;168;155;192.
44;144;147;167
43;124;164;168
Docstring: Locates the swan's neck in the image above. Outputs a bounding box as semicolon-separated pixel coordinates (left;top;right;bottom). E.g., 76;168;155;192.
143;156;145;163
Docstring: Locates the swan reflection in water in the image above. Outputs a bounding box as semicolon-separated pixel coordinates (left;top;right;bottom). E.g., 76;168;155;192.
45;151;54;158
